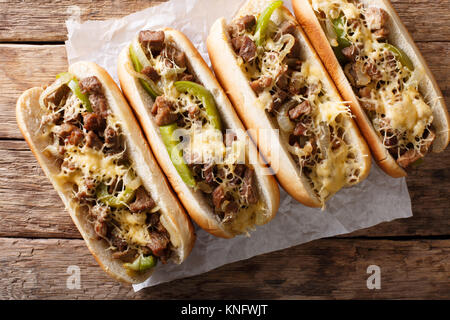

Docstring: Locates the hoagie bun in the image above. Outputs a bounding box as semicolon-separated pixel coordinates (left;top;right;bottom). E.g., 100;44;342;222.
118;28;280;238
207;0;371;207
292;0;450;177
16;61;195;284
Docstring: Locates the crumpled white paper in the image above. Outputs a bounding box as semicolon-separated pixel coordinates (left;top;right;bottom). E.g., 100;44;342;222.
65;0;412;291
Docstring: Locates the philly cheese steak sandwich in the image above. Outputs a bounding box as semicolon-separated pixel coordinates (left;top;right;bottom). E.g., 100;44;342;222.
292;0;450;177
207;0;371;207
118;28;280;238
16;62;195;283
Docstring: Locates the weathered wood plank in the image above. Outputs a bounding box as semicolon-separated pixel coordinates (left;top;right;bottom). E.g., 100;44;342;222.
1;139;449;239
0;237;448;299
1;42;449;140
0;0;448;43
390;0;450;42
0;45;68;140
0;140;79;239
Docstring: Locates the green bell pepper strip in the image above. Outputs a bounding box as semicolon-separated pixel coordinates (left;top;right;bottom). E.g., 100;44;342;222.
160;123;196;188
331;15;352;64
96;184;136;208
332;46;347;65
384;43;414;71
56;72;93;112
56;72;75;84
129;45;162;99
174;81;222;131
68;79;93;112
331;16;351;48
124;254;156;272
254;0;283;46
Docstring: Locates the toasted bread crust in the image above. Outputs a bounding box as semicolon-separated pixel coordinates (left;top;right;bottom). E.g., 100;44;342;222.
16;62;195;284
292;0;450;177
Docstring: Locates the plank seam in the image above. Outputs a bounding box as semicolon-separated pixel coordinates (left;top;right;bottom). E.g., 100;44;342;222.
0;40;449;45
0;235;448;241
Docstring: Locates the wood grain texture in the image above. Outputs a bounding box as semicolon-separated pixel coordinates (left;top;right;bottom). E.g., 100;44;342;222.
1;0;449;300
0;45;68;140
0;237;448;299
0;140;79;239
0;0;448;42
1;139;449;239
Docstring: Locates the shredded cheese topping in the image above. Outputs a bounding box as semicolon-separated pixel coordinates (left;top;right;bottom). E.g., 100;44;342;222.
312;0;434;159
231;11;362;204
138;38;264;233
40;78;163;261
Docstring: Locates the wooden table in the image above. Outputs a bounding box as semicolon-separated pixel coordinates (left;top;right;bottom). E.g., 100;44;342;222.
0;0;449;300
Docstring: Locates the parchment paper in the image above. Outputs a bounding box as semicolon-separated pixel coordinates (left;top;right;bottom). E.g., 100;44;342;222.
65;0;412;292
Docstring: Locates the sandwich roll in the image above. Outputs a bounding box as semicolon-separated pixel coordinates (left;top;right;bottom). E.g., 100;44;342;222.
118;28;280;238
16;62;195;284
292;0;450;177
207;0;371;207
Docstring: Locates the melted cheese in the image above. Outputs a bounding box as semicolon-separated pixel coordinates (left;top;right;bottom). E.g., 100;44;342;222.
300;61;358;202
256;91;274;110
111;209;150;246
224;139;246;165
60;146;126;180
313;143;349;195
226;200;266;235
237;15;361;204
126;226;150;246
315;101;349;124
313;0;434;154
189;123;226;163
301;58;324;82
384;87;433;137
137;38;262;229
312;0;358;19
39;75;170;266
